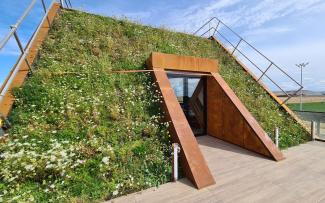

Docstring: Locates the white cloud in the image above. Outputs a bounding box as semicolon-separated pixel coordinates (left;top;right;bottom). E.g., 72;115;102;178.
227;0;324;28
242;26;292;43
160;0;325;91
162;0;324;33
260;39;325;91
304;77;314;82
244;27;292;37
161;0;243;32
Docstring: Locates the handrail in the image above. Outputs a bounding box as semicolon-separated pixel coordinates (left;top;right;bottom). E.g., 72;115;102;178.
0;0;37;50
193;17;303;103
0;0;72;51
60;0;72;9
193;17;218;35
0;0;72;105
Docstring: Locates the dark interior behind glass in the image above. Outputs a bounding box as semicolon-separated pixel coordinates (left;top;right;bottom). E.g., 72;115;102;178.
168;72;207;136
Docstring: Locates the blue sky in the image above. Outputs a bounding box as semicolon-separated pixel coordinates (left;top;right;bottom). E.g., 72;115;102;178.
1;0;325;91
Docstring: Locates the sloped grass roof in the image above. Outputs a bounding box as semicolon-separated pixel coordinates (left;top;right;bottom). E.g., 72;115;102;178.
0;9;309;202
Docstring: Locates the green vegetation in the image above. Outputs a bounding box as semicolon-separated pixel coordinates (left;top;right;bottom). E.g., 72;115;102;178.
0;9;309;202
288;102;325;112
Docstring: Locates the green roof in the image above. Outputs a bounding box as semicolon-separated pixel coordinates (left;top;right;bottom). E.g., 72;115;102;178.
0;9;309;202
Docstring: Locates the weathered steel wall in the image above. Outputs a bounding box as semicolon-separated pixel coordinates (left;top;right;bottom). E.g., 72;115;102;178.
207;72;284;161
148;52;218;73
210;36;310;136
147;53;219;189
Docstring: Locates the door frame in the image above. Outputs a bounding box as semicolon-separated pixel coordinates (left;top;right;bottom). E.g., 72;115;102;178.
167;71;207;136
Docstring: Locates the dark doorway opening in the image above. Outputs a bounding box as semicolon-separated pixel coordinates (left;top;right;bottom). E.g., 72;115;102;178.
167;71;207;136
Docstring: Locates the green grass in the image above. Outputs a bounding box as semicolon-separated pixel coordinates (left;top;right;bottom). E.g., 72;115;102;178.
0;9;310;202
288;102;325;112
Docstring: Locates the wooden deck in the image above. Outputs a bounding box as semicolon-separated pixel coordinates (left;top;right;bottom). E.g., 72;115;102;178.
109;135;325;203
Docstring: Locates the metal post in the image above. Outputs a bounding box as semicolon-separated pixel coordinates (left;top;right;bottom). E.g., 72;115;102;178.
12;29;24;52
12;30;32;72
300;67;303;111
317;120;321;138
172;143;181;181
41;0;47;12
212;20;220;36
41;0;51;26
275;127;279;147
59;0;64;8
231;38;242;55
296;62;309;110
258;62;273;81
64;0;69;8
67;0;72;8
311;121;316;141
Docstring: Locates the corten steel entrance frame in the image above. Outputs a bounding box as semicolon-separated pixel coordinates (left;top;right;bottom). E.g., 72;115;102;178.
147;52;216;189
147;52;284;189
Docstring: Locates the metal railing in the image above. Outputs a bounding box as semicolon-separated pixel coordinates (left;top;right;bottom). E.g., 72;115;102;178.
194;17;303;104
294;110;325;141
0;0;73;104
60;0;72;8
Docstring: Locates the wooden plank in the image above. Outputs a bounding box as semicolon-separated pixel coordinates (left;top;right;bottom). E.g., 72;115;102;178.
0;3;61;117
110;136;325;203
109;137;325;203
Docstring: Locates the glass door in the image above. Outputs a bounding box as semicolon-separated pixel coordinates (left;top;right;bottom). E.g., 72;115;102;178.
168;72;206;136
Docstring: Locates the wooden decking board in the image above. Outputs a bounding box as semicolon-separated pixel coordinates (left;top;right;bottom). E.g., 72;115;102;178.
0;3;61;117
109;136;325;203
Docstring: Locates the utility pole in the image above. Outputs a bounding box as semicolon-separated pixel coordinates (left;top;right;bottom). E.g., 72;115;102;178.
295;62;309;111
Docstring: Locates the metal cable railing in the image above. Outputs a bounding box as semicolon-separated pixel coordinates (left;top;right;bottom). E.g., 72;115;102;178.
193;17;303;104
60;0;72;9
0;0;73;104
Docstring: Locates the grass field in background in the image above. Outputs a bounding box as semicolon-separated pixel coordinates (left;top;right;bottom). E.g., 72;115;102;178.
288;102;325;112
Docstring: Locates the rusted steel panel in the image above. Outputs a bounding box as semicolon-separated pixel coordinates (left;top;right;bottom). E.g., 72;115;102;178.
148;52;218;73
207;72;284;161
0;3;61;117
152;68;215;189
209;36;310;136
